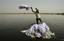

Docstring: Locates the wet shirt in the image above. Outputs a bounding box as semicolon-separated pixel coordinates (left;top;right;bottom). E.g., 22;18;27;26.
34;9;41;18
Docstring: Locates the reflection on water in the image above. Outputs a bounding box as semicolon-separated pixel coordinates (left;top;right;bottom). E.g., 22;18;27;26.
0;14;64;41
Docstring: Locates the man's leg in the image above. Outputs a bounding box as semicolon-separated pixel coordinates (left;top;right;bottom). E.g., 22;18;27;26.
39;18;42;23
36;18;39;24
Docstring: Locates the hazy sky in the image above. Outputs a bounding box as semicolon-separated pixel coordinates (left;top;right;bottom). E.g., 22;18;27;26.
0;0;64;13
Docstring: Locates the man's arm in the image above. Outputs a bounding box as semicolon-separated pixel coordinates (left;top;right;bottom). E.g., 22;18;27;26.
30;7;35;13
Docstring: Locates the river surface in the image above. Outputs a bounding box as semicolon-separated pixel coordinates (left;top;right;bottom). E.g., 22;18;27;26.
0;14;64;41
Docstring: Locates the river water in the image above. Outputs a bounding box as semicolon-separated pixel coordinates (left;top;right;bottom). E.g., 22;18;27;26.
0;14;64;41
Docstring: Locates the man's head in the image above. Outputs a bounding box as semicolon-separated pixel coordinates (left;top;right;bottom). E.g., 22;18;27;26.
35;8;39;13
35;8;38;10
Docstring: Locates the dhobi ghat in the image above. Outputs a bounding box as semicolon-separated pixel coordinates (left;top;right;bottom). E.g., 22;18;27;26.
21;22;55;39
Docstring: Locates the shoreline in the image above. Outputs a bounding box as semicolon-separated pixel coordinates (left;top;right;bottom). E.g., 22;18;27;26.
0;13;64;15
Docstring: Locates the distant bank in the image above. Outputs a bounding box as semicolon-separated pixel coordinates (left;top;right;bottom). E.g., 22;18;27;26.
0;13;64;15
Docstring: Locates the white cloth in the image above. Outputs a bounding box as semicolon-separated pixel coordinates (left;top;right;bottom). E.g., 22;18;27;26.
21;4;29;7
21;22;55;39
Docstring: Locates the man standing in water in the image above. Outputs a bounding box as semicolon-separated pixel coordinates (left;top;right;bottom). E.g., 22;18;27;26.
30;7;42;24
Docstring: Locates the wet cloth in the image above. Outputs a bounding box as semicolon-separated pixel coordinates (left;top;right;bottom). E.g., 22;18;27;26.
21;22;55;39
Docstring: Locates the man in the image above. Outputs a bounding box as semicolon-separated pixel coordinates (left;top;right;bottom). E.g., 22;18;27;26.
20;6;55;39
30;7;42;24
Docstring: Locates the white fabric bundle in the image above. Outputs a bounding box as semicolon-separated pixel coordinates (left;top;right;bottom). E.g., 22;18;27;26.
21;22;55;39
